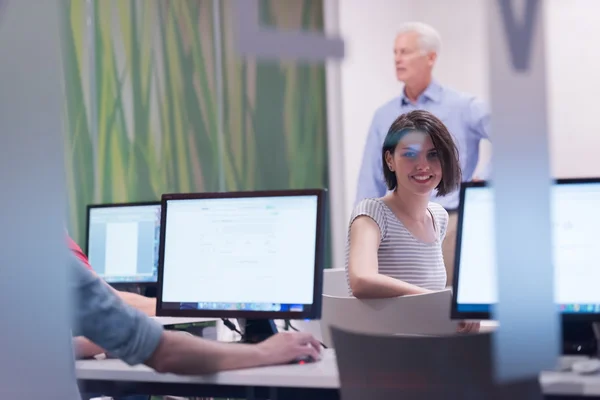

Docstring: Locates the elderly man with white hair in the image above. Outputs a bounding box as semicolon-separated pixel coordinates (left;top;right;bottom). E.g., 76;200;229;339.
355;22;491;287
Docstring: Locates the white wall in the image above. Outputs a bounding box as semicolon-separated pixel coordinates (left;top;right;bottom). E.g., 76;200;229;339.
327;0;600;216
545;0;600;178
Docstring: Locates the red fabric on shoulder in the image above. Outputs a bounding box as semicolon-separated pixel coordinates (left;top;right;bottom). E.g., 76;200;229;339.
67;235;92;270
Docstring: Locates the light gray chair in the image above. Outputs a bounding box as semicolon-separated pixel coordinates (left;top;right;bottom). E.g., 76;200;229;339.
331;326;542;400
323;268;350;296
321;289;458;348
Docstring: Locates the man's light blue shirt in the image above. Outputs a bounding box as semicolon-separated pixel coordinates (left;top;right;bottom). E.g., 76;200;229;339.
355;81;491;210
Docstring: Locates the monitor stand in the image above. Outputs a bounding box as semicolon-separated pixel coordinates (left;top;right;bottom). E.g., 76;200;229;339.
237;319;278;344
563;321;597;356
143;286;157;298
593;322;600;358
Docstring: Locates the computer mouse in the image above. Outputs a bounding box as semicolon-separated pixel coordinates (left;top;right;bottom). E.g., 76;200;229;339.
289;355;316;365
572;359;600;375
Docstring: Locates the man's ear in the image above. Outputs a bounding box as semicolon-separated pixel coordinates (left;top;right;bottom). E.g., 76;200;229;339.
427;51;437;67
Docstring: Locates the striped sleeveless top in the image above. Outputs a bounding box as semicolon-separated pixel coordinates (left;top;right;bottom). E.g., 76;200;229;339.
345;198;448;294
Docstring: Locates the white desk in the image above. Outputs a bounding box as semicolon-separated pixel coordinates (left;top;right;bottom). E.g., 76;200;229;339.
78;351;337;399
77;350;600;399
542;371;600;397
480;320;499;332
78;350;338;389
151;317;217;326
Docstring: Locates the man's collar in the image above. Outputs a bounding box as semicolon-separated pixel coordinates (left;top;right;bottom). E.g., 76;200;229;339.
400;80;442;105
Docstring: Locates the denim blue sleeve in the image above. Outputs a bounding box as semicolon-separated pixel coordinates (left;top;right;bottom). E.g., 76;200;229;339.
70;255;163;365
355;115;387;204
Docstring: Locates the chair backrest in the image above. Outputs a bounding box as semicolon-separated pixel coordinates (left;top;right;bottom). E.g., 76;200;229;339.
323;268;349;296
331;327;542;400
321;289;458;347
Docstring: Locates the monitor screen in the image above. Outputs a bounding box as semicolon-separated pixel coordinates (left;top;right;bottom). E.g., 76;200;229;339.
453;179;600;319
86;202;160;284
157;190;326;319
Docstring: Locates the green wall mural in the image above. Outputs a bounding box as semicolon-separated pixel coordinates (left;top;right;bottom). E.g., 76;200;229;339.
62;0;329;247
220;0;328;192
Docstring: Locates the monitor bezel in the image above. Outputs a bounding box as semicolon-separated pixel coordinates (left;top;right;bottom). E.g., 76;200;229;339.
155;189;327;320
450;177;600;322
85;201;161;288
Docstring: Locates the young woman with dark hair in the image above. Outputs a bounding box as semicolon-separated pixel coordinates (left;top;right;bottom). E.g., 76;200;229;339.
345;110;477;332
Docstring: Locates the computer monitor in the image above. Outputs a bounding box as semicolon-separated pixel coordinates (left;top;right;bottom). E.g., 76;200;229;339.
156;189;327;342
86;202;161;287
451;179;600;322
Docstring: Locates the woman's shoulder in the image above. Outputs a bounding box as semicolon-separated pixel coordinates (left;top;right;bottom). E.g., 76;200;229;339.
353;197;388;214
355;197;385;207
428;201;449;221
350;198;389;235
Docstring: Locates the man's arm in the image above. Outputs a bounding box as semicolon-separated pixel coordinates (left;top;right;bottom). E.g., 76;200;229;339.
115;291;156;316
148;330;321;375
468;98;492;180
73;337;104;359
355;117;387;204
72;262;156;358
70;256;321;373
70;255;163;365
468;98;491;141
67;235;157;316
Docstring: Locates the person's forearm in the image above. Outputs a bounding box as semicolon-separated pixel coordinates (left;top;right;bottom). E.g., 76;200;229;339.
98;277;156;316
73;336;105;359
116;291;156;316
147;331;267;375
350;273;431;299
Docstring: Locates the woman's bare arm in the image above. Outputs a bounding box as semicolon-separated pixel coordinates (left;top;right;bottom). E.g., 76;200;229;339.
347;216;431;298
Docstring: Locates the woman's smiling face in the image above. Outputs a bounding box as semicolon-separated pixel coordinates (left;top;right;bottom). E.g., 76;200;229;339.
385;130;442;196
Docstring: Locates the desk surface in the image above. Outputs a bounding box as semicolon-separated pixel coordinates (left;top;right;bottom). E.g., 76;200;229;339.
77;349;339;389
76;349;600;397
542;371;600;397
151;317;218;326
